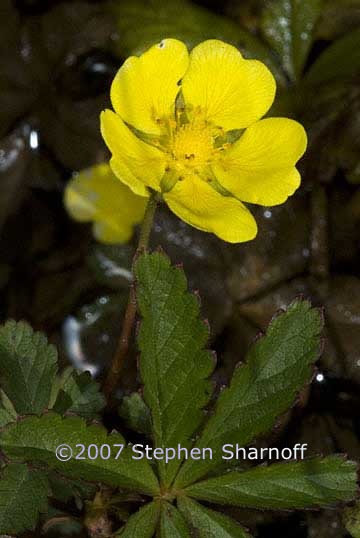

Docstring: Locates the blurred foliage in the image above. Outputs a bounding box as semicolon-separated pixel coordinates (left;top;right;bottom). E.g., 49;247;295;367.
110;0;286;83
344;501;360;538
260;0;323;82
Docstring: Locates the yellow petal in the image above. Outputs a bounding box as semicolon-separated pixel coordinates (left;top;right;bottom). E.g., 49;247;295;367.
100;109;166;195
212;118;307;206
64;163;147;244
181;39;276;130
111;39;189;135
163;176;257;243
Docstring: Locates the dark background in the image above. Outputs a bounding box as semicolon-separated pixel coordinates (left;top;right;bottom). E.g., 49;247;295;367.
0;0;359;536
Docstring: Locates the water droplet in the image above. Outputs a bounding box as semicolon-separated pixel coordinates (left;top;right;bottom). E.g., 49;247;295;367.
62;316;99;376
302;248;310;257
29;129;39;150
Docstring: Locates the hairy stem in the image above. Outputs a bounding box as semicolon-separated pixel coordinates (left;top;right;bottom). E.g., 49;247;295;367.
102;192;158;402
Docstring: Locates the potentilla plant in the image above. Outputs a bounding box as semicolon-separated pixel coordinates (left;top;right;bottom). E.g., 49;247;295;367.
0;37;357;538
0;258;357;537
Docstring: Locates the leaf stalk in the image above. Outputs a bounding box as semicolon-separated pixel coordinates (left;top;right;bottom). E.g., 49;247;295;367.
102;192;159;403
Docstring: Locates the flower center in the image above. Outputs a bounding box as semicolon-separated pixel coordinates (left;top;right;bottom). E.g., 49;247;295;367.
171;121;214;169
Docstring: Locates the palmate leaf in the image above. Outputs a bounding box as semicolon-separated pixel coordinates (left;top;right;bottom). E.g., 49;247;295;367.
115;501;160;537
178;497;251;538
185;456;357;510
135;252;215;486
175;300;322;489
159;502;190;538
0;413;159;495
260;0;322;82
0;320;57;415
0;464;49;535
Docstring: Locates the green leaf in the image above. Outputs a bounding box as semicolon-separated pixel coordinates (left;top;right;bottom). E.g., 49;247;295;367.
185;457;358;509
110;0;284;84
160;502;190;538
0;413;159;496
135;252;215;486
304;28;360;85
343;500;360;538
115;502;160;537
175;300;322;489
0;464;49;535
48;472;96;503
119;392;152;436
261;0;322;82
52;367;105;419
0;406;13;428
178;497;251;538
0;390;17;427
0;321;58;415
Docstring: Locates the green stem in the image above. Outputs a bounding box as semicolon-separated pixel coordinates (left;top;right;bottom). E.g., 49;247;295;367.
102;192;159;402
137;192;159;251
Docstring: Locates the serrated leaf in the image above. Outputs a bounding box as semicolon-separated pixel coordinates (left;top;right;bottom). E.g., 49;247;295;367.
178;497;251;538
135;252;215;486
175;300;322;489
119;392;152;436
115;502;160;537
0;321;57;415
185;456;357;509
110;0;284;85
261;0;322;82
52;368;105;419
0;413;159;495
0;464;49;535
160;502;190;538
304;28;360;85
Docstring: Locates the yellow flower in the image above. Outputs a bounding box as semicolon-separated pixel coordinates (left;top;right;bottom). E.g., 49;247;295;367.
101;39;307;243
64;163;147;243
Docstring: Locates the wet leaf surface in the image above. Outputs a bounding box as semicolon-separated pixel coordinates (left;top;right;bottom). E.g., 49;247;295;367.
225;193;310;302
0;0;116;167
261;0;322;82
62;293;128;379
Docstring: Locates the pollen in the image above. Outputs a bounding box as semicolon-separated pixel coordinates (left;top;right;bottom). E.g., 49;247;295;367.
171;121;214;168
